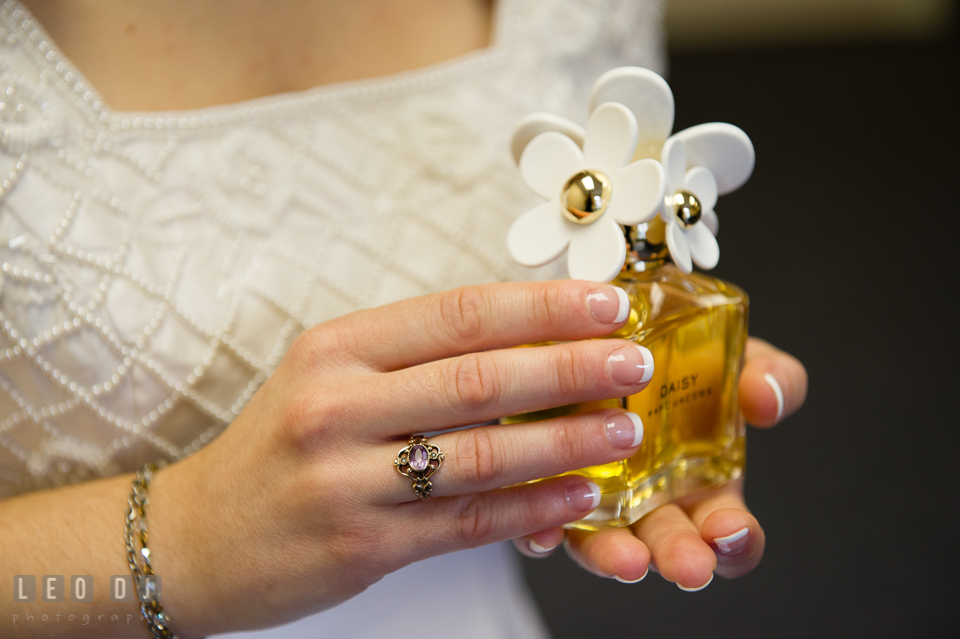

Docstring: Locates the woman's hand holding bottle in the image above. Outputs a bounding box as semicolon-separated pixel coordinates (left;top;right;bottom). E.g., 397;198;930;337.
148;279;658;636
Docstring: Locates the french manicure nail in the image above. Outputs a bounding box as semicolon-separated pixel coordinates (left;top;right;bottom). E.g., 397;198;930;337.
566;480;601;512
615;566;649;584
764;373;784;420
607;345;654;385
713;527;750;556
529;540;556;554
677;573;714;592
587;286;630;324
604;412;644;449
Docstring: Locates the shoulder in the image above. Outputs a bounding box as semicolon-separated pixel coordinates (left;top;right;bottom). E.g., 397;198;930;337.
509;0;667;122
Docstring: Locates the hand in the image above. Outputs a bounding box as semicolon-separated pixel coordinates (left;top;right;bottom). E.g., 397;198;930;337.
513;337;808;590
145;280;656;636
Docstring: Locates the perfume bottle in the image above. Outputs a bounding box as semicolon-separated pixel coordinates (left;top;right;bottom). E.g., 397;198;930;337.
504;67;755;530
505;225;748;530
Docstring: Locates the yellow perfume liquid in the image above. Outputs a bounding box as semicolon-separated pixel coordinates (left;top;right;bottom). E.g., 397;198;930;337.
505;262;748;530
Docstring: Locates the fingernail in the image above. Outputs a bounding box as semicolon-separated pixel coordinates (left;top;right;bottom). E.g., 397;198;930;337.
566;480;601;512
712;527;750;556
604;412;644;449
615;565;649;584
677;573;714;592
764;373;784;420
588;286;630;324
607;345;654;385
529;540;556;554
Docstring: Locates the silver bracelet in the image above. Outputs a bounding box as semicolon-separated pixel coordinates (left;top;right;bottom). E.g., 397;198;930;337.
124;462;183;639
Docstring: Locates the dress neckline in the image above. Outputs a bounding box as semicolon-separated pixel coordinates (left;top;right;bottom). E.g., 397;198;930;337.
3;0;520;131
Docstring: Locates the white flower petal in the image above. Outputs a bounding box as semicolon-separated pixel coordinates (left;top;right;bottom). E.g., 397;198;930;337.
583;102;639;175
661;137;687;191
666;220;693;274
686;222;720;270
588;67;674;158
607;159;666;225
507;201;572;267
700;207;719;235
519;131;585;200
567;217;627;283
672;123;755;195
659;205;672;224
510;113;586;165
684;166;718;211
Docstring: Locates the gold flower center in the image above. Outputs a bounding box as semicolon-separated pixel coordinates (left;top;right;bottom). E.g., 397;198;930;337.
668;190;702;229
561;170;611;225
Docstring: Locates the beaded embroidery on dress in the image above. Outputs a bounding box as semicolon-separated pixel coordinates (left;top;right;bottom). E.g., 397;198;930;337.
0;0;665;498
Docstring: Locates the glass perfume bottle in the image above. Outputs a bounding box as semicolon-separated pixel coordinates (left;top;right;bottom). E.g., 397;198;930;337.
504;65;756;530
504;222;748;530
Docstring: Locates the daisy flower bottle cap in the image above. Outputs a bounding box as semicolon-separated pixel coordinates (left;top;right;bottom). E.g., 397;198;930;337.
508;66;755;281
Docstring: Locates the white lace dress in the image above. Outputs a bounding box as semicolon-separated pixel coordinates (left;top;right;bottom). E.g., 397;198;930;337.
0;0;665;636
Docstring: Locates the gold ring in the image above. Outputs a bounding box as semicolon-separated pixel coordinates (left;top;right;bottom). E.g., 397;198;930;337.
394;435;444;500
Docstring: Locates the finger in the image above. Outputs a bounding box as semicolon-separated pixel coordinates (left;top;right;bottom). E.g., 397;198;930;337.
632;504;716;591
390;475;602;562
677;479;765;579
565;527;651;582
739;337;808;427
372;409;644;503
364;339;654;436
513;528;566;558
320;280;634;371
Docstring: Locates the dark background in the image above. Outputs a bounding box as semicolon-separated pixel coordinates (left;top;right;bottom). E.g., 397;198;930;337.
523;10;960;639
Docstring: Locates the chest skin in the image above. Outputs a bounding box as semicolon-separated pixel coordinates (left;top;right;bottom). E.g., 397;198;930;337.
18;0;493;111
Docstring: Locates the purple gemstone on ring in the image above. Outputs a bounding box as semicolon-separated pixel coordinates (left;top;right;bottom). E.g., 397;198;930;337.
409;445;429;471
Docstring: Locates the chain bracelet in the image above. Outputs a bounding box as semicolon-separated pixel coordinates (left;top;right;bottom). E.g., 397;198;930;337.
124;462;182;639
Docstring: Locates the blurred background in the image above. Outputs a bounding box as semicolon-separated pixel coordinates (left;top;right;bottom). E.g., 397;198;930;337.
521;1;960;637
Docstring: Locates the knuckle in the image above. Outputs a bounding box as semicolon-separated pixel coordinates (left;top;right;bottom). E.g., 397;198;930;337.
532;283;566;328
279;384;353;448
553;346;589;397
335;522;381;569
286;323;342;370
280;389;314;435
456;494;494;546
439;286;487;345
317;510;394;582
456;428;503;487
549;418;585;465
448;353;501;412
523;493;552;527
285;329;322;370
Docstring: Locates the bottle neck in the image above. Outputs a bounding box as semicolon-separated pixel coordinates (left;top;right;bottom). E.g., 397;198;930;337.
619;222;670;280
